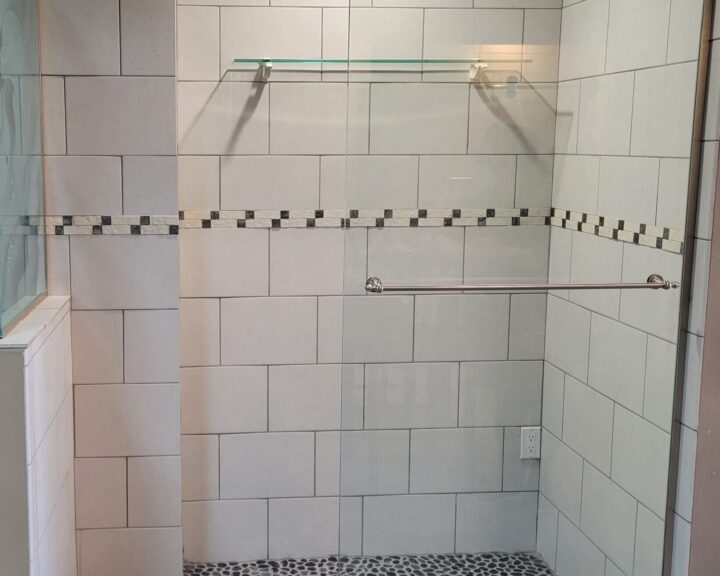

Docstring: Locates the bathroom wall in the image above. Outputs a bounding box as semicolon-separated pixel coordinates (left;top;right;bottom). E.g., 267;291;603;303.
537;1;705;575
0;297;75;576
39;1;181;574
177;0;561;562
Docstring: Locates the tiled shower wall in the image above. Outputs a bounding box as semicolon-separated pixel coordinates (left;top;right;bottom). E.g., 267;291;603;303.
536;1;705;576
39;1;181;574
177;0;561;562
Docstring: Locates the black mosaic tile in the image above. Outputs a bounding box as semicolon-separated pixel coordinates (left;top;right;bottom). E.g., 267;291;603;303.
183;553;554;576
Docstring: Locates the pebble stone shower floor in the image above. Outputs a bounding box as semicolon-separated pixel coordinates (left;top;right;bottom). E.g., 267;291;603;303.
183;553;555;576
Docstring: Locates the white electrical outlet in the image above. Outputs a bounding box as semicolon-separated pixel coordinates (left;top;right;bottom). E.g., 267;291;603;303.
521;426;541;460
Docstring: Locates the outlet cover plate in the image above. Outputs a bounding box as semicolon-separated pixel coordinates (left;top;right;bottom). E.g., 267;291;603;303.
521;426;541;460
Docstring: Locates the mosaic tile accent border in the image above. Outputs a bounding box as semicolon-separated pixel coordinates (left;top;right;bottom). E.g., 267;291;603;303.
0;208;686;254
183;553;554;576
178;208;551;229
550;207;685;254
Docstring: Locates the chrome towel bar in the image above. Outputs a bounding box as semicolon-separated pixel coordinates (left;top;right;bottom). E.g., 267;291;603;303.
365;274;680;294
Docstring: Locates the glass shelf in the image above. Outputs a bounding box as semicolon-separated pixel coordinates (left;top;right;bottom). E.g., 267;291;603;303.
231;58;526;81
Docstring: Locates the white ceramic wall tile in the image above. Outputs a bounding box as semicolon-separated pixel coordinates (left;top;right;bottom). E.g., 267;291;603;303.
418;156;516;209
643;336;677;432
362;495;456;555
423;8;523;69
370;84;469;154
315;432;340;496
598;156;660;225
542;363;565;439
555;515;605;576
71;311;123;385
503;427;540;492
554;81;580;154
221;297;317;365
697;141;718;241
66;77;175;155
459;361;542;427
456;492;537;553
74;458;126;529
545;296;591;382
620;244;683;342
611;406;671;519
577;72;634;156
689;239;711;337
558;0;610;80
178;82;269;155
77;528;182;576
339;430;409;495
631;62;697;157
569;232;623;318
516;155;554;209
220;432;315;498
675;425;697;522
705;41;720;140
410;428;503;493
181;435;219;501
682;332;703;430
269;364;341;431
588;314;647;414
671;513;691;576
221;156;320;210
657;158;690;231
182;366;267;434
128;456;181;528
368;228;464;286
269;498;339;559
414;295;510;362
539;431;583;524
469;84;557;154
548;226;572;300
339;497;362;556
41;76;66;155
580;463;638;574
183;500;267;562
465;226;549;284
46;237;70;296
220;7;321;75
70;236;178;310
179;156;220;211
522;9;561;83
44;156;122;216
536;494;559;569
349;8;423;63
270;84;348;154
75;384;180;457
181;229;269;298
634;504;665;576
552;155;599;214
562;376;614;473
180;298;220;367
323;156;419;209
317;297;343;364
270;229;344;296
124;310;179;384
364;363;459;429
122;156;178;215
667;0;704;63
342;297;414;363
177;6;220;81
40;0;120;75
121;0;175;76
605;0;671;73
509;294;547;360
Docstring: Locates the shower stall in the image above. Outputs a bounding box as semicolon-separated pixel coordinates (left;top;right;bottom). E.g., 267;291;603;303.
177;2;709;575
